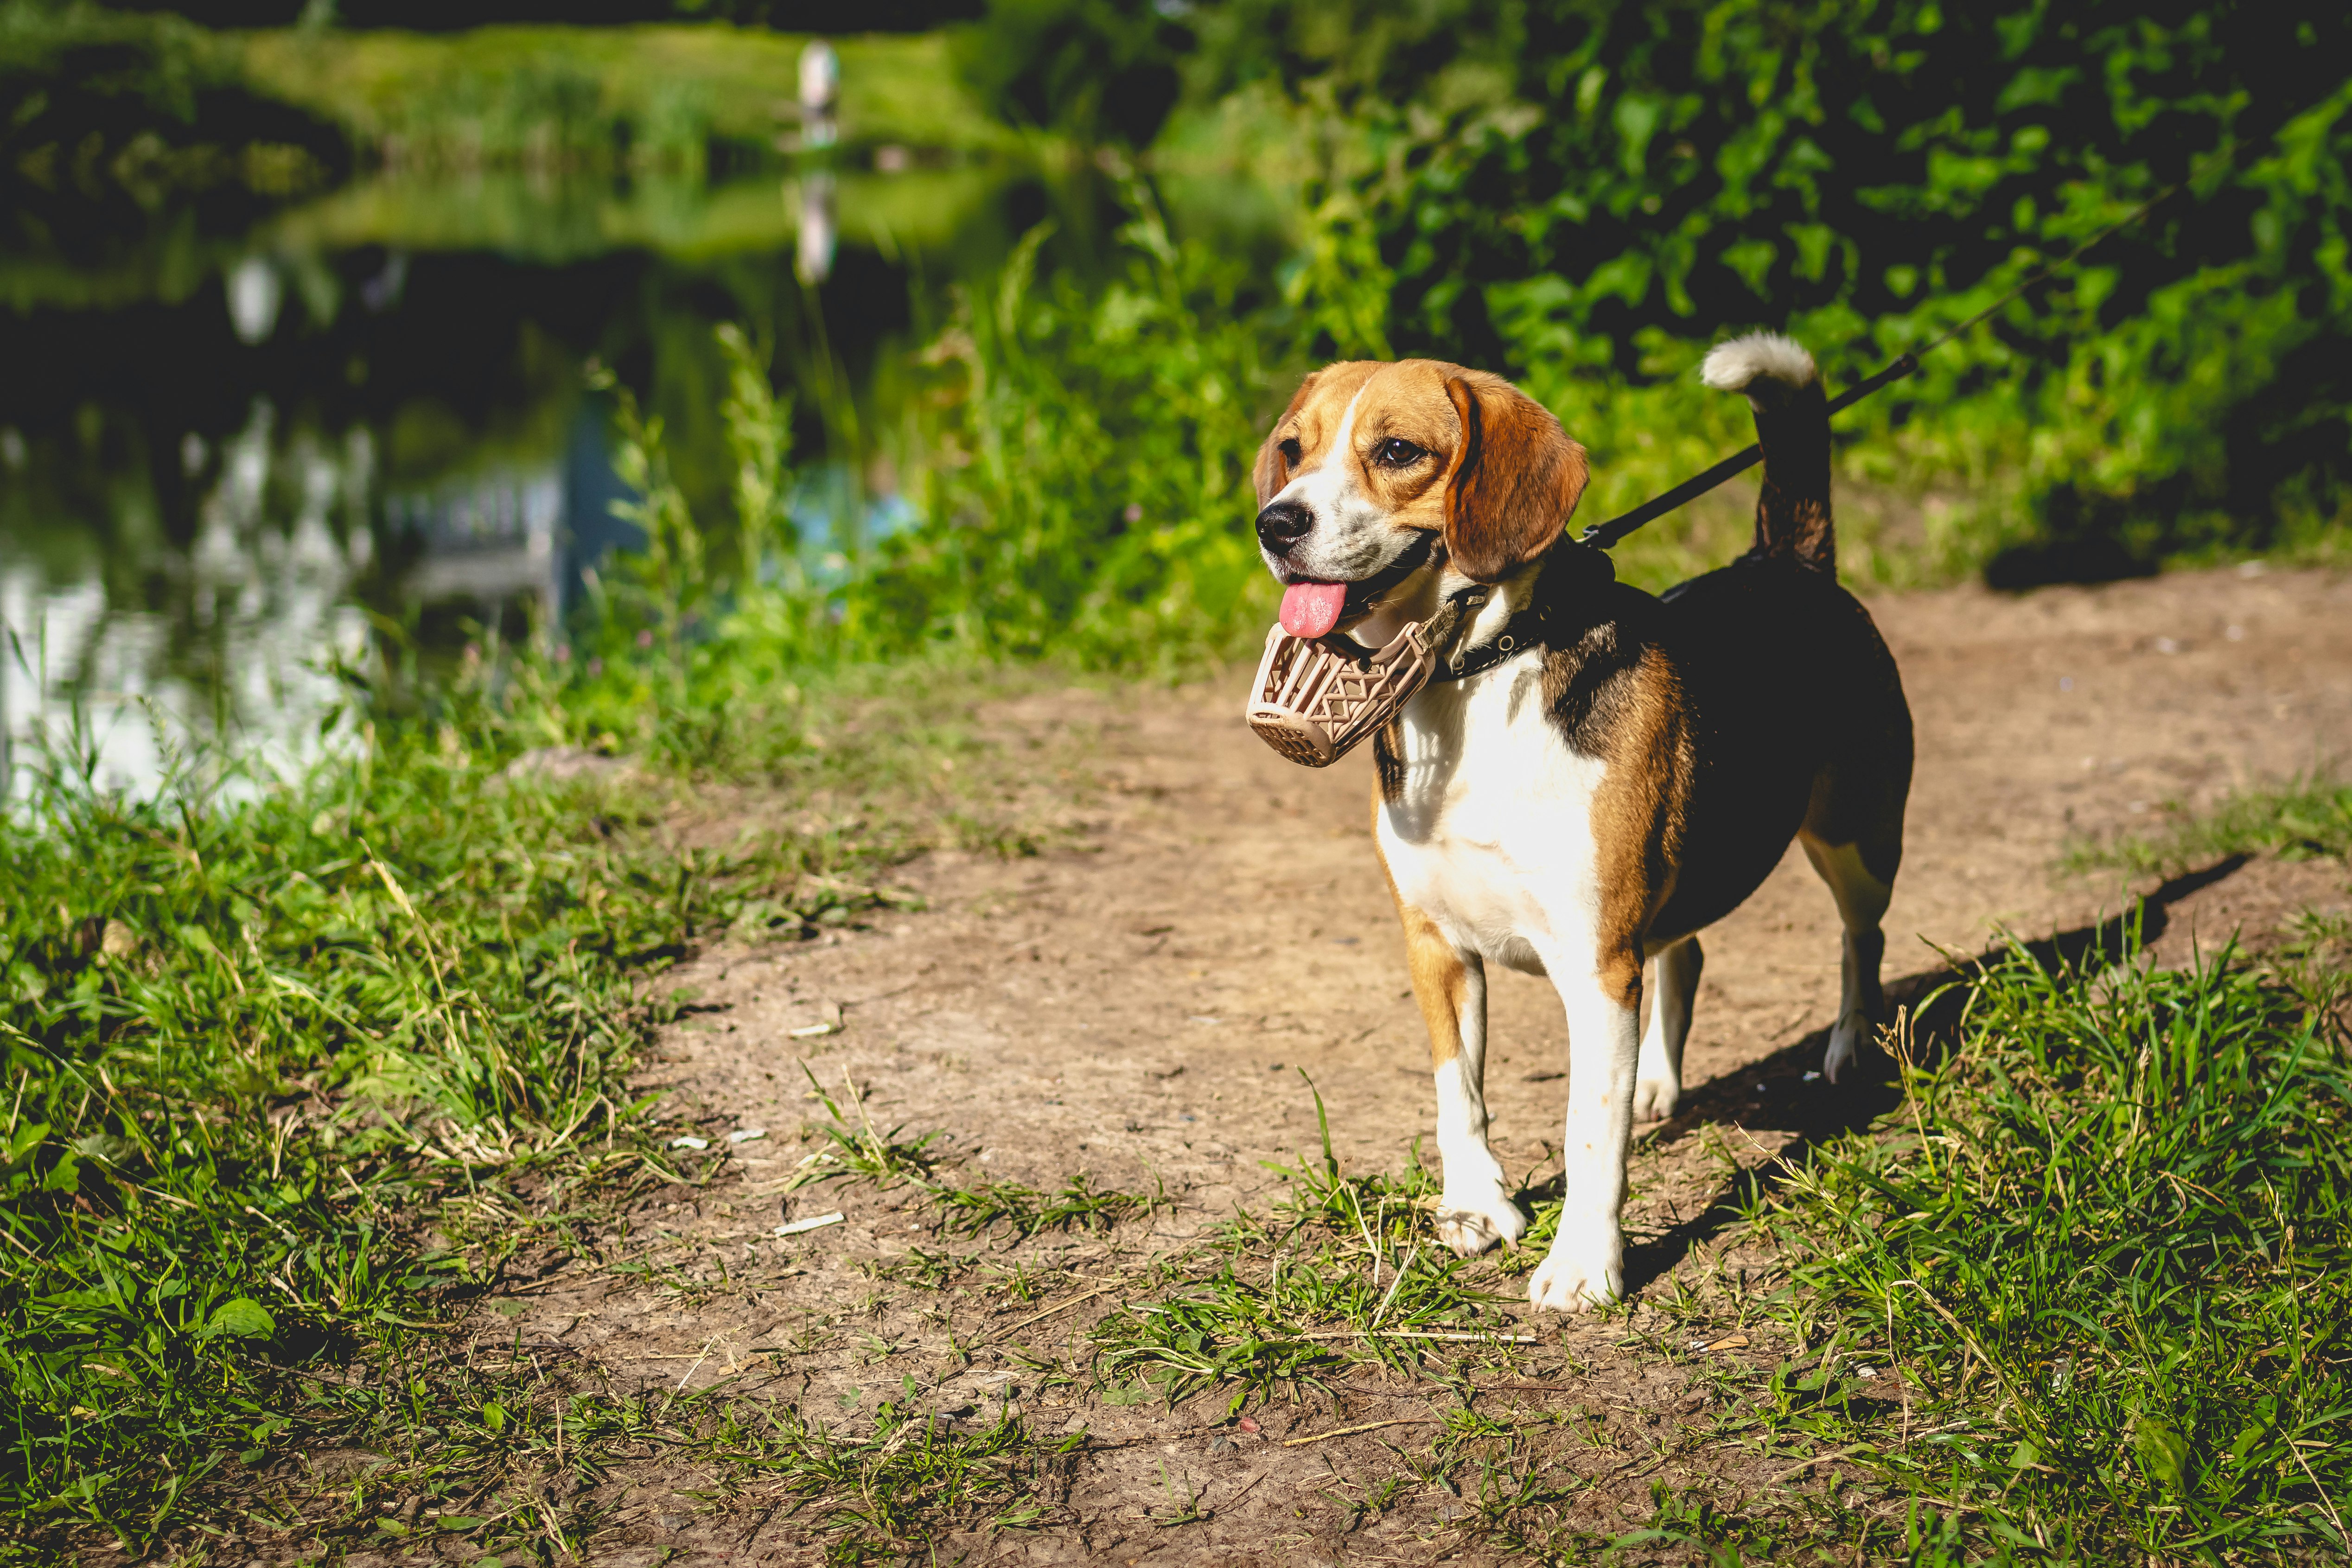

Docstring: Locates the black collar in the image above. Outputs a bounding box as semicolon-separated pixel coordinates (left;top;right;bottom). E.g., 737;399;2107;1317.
1427;542;1613;683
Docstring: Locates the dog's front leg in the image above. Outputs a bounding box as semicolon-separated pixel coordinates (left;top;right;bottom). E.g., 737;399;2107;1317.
1396;905;1525;1256
1528;953;1639;1311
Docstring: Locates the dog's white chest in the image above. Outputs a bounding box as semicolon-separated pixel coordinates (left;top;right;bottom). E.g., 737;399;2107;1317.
1375;657;1606;972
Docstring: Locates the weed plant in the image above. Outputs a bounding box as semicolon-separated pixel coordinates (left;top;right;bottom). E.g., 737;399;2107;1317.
1755;931;2352;1560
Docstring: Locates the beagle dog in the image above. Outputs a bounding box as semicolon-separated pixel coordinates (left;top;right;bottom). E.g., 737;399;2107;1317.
1251;335;1912;1311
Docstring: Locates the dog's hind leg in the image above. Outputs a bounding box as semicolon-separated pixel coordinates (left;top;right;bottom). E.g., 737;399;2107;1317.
1394;903;1526;1256
1799;831;1895;1084
1633;936;1702;1122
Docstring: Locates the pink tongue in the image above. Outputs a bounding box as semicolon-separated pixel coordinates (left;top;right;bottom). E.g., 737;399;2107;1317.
1280;581;1348;639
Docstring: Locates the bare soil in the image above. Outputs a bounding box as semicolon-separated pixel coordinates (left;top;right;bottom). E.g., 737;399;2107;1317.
344;565;2352;1567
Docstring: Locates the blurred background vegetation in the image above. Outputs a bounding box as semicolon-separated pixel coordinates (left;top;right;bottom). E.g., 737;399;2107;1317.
6;0;2350;773
3;0;2351;1043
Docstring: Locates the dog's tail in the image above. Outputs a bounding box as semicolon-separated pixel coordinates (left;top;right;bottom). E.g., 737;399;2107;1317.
1701;332;1833;572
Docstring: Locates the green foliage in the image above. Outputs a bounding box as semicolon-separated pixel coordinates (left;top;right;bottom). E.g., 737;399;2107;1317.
930;1171;1159;1240
1758;932;2352;1559
717;1396;1064;1559
851;196;1287;668
795;1067;948;1188
570;192;1291;683
563;4;2352;675
952;0;1193;147
1224;0;2352;582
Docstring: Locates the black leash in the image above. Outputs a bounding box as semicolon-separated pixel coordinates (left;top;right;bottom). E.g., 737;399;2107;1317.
1576;179;2190;551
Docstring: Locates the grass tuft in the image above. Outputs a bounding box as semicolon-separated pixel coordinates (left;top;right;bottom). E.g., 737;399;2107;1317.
1755;924;2352;1559
2061;775;2352;882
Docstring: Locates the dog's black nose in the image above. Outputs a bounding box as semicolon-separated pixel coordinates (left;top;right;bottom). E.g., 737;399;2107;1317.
1256;500;1313;550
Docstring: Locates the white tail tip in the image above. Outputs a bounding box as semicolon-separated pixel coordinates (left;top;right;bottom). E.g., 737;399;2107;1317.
1700;332;1818;393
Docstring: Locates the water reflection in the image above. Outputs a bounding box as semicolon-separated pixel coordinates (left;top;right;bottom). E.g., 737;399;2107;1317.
0;152;1028;795
0;396;372;795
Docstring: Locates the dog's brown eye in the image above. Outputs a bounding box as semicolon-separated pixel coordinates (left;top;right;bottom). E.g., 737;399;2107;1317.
1373;438;1427;469
1278;437;1303;465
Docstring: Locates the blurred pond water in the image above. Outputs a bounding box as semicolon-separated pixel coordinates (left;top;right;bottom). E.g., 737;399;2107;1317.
0;148;1068;794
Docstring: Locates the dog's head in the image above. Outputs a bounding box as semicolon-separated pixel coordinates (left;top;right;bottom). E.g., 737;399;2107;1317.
1252;360;1589;640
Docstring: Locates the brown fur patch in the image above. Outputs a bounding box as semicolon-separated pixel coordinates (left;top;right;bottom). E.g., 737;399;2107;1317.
1543;625;1693;1008
1371;719;1407;805
1373;788;1469;1066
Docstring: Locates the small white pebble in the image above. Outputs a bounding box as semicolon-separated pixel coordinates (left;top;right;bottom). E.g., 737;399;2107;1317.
1856;1365;1878;1379
727;1128;768;1144
669;1135;710;1150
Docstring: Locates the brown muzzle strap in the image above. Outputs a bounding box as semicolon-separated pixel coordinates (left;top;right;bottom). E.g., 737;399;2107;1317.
1243;596;1469;767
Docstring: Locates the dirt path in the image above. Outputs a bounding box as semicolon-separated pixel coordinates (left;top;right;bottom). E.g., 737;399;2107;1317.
489;566;2352;1566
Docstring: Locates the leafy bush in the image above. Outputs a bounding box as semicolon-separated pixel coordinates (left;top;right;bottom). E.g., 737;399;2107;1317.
952;0;1194;147
1222;0;2352;581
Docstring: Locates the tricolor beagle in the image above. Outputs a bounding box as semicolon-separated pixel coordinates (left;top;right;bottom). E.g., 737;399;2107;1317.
1251;335;1912;1311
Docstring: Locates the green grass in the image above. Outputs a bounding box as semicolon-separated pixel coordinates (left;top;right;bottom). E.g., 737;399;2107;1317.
0;638;1075;1558
0;718;815;1554
1748;930;2352;1561
2062;776;2352;883
930;1173;1161;1242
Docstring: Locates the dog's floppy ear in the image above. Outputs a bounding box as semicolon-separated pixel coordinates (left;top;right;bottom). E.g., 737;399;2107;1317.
1253;370;1320;505
1442;375;1589;583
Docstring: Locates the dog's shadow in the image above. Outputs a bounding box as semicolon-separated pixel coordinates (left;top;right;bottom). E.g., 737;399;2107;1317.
1581;855;2248;1296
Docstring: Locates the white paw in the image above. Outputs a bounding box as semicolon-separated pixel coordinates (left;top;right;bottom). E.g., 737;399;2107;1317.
1823;1017;1866;1084
1527;1235;1623;1313
1632;1074;1680;1122
1433;1181;1527;1256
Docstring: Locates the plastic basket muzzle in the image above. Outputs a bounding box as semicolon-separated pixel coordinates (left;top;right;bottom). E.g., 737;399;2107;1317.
1245;618;1439;767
